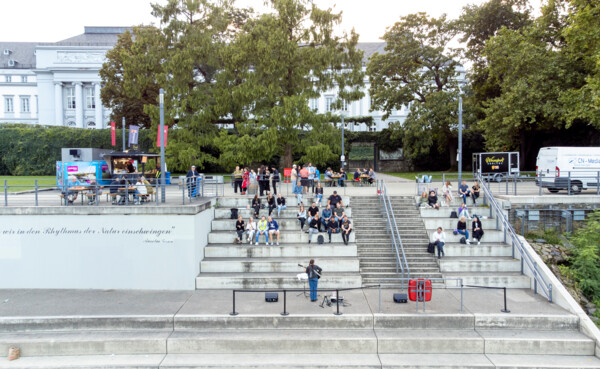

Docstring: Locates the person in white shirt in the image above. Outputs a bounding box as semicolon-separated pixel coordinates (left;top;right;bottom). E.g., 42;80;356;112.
431;227;446;259
245;217;257;244
134;179;148;204
441;181;453;206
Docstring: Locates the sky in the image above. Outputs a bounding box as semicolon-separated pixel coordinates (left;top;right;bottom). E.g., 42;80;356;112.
1;0;506;43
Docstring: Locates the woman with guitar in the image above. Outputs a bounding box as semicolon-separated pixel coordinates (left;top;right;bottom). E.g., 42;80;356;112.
300;260;322;302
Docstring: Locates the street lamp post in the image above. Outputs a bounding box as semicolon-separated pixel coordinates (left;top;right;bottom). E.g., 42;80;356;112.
341;111;345;171
159;89;166;203
458;94;463;183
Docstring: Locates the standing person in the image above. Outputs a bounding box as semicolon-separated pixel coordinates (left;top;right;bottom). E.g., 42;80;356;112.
299;165;309;194
297;203;307;230
235;215;245;244
249;169;257;194
458;180;471;204
307;202;320;232
326;217;340;243
441;181;453;206
256;215;269;245
340;214;352;245
304;259;322;302
245;217;257;244
472;216;484;245
327;190;343;208
338;168;347;187
242;168;249;195
271;166;280;195
428;191;440;210
308;214;320;244
267;216;280;245
472;181;481;205
233;166;243;194
251;194;261;218
266;192;276;216
264;168;271;194
258;166;266;196
431;227;446;259
456;216;470;244
276;193;287;216
291;164;298;194
307;162;316;193
186;165;199;198
314;182;324;206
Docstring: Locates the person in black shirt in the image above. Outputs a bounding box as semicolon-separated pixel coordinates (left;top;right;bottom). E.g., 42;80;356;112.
308;214;320;243
186;165;200;198
304;259;322;301
428;190;440;210
235;215;245;244
276;193;286;216
251;194;261;218
327;218;340;243
328;191;343;208
472;216;484;245
271;166;280;195
307;202;320;231
266;192;276;216
340;215;352;245
258;166;265;196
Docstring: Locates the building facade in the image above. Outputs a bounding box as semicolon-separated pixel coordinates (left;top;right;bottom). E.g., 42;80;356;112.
0;29;464;132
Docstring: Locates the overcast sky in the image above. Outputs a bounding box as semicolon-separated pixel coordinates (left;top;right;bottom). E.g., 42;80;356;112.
1;0;515;43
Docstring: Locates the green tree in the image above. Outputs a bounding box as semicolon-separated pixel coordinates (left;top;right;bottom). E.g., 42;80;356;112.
213;0;365;170
100;27;162;128
571;211;600;301
367;13;465;167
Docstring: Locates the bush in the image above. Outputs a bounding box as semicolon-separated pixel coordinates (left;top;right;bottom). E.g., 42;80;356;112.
570;211;600;301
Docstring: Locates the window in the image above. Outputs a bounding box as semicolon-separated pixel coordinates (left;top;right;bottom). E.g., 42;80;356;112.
5;75;11;83
310;98;318;111
21;76;27;83
4;97;14;113
87;121;96;129
341;100;349;112
20;96;30;113
85;87;95;109
66;87;75;109
67;121;76;127
325;96;334;112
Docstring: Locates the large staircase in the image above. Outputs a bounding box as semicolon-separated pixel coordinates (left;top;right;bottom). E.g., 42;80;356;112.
196;196;362;289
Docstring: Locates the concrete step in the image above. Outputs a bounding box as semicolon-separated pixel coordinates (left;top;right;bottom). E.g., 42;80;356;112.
215;207;353;219
195;273;362;289
422;218;498;230
426;230;505;243
377;329;483;354
216;196;351;208
205;244;357;258
413;195;486;206
440;257;521;273
200;257;359;273
212;219;352;231
167;329;377;354
444;243;513;257
208;231;355;244
420;207;491;218
0;354;164;368
442;272;531;288
478;329;595;355
0;330;169;356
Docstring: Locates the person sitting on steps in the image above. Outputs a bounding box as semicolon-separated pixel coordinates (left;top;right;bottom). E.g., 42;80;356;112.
276;193;286;216
235;215;245;244
458;180;471;205
307;202;320;232
327;217;340;243
255;215;269;245
314;182;324;206
297;203;307;231
251;194;261;218
267;216;280;246
428;190;440;210
431;226;446;259
472;181;481;205
472;216;484;245
308;214;320;244
321;204;332;231
441;181;453;206
456;215;470;244
293;180;303;205
334;202;345;227
340;214;352;245
458;203;471;220
266;192;276;216
245;217;256;244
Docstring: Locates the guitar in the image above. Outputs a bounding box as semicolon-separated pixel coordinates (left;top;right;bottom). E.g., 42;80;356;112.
298;263;321;279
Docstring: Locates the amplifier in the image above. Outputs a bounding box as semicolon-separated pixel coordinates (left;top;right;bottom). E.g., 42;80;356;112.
265;292;279;302
393;293;408;303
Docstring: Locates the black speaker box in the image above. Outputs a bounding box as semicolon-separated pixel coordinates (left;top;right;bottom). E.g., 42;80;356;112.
265;292;279;302
393;293;408;303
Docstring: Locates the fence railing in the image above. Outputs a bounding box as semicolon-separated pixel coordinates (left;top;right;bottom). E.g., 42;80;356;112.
476;174;553;302
377;180;410;286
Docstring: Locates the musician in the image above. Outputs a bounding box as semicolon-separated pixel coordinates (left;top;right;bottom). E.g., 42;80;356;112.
303;259;322;302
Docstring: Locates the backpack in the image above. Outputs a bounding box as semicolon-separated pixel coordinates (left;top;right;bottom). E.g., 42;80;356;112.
317;235;324;244
459;236;466;244
230;208;238;219
427;242;435;254
450;211;458;218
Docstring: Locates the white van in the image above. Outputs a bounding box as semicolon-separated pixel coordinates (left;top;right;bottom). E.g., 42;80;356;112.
536;147;600;193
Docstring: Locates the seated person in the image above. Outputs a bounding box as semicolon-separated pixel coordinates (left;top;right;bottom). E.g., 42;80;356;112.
266;193;276;216
338;168;347;187
267;216;280;246
87;178;100;205
321;204;333;230
353;169;361;181
307;214;320;244
109;177;120;204
307;202;320;231
326;218;340;243
368;168;376;184
458;180;471;204
276;193;286;216
66;176;81;204
334;202;345;226
456;216;470;244
458;203;471;219
255;216;269;245
431;227;446;259
324;168;333;186
328;191;343;208
314;182;324;205
135;178;148;204
235;215;245;244
245;217;256;243
293;180;303;205
428;190;440;210
251;194;261;218
297;204;307;230
472;216;484;245
472;181;481;205
117;176;129;205
340;215;352;245
141;176;155;195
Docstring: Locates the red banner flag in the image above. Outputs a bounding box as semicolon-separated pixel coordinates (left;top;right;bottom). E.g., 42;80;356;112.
110;121;116;146
156;125;169;147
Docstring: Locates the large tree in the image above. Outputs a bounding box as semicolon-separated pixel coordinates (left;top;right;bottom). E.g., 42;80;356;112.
367;13;467;167
213;0;365;169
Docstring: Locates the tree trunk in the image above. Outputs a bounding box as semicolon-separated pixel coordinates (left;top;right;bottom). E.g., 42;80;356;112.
283;144;293;169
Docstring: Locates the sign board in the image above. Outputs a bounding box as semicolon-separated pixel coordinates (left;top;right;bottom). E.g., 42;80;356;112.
380;149;404;161
473;152;520;175
340;155;345;162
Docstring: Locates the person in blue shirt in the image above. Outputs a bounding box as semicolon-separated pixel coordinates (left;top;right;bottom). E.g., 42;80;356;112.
458;180;471;204
327;218;340;243
66;176;81;204
321;204;332;231
267;216;280;245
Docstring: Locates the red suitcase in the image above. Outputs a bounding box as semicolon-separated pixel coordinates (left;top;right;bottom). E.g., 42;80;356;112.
408;279;432;302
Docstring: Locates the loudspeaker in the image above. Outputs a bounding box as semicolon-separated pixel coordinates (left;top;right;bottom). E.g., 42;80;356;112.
393;293;408;303
265;292;279;302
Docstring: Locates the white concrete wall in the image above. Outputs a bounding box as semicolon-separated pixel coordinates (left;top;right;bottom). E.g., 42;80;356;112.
0;207;214;290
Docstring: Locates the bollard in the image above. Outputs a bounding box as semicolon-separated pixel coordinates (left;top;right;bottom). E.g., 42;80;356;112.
501;287;510;313
281;290;289;316
334;289;342;316
35;180;38;206
230;290;238;316
4;180;7;206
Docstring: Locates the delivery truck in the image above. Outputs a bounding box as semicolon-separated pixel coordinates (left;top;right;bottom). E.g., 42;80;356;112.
536;146;600;193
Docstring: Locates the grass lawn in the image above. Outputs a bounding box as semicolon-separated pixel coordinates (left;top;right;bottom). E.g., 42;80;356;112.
384;171;476;182
0;176;57;192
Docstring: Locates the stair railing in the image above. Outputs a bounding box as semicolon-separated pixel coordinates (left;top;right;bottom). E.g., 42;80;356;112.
377;180;410;285
476;174;553;302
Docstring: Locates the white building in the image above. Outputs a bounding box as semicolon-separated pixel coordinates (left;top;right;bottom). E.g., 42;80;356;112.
1;29;464;132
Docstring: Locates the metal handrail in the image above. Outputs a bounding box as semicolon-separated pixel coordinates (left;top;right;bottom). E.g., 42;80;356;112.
377;180;410;285
476;174;553;302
